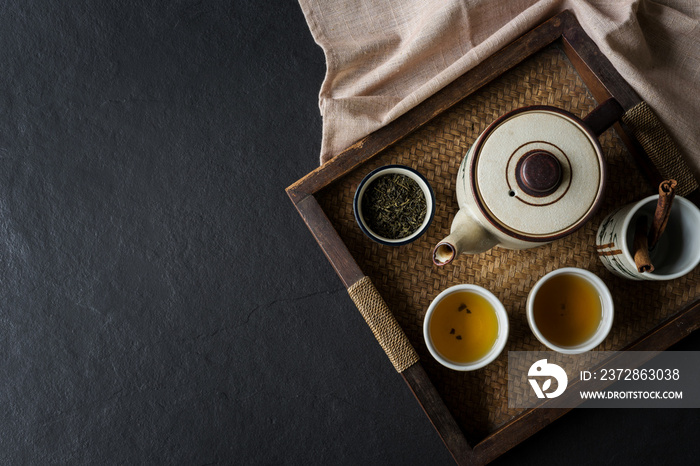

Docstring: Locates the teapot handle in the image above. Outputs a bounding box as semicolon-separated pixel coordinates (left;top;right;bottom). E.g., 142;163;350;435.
582;98;624;136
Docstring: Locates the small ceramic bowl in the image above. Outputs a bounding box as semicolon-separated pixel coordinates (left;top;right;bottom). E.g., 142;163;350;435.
423;284;509;371
527;267;614;354
353;165;435;246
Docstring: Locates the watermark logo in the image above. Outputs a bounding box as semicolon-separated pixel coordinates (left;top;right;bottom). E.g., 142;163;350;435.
528;359;568;399
509;351;697;408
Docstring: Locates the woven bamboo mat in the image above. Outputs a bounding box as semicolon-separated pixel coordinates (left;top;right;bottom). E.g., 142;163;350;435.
316;43;700;444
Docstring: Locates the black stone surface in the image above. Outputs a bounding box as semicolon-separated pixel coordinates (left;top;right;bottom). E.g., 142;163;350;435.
0;1;697;464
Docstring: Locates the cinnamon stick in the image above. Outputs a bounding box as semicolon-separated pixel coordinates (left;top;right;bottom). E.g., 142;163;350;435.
648;179;677;250
633;216;654;273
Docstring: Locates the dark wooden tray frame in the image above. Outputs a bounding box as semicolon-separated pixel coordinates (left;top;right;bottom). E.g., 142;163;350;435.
286;11;700;465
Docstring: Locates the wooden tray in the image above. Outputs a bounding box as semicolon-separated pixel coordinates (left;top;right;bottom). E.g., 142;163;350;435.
286;11;700;465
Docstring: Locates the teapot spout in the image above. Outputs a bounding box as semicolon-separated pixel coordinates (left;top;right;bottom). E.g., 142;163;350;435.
433;209;498;265
433;239;460;266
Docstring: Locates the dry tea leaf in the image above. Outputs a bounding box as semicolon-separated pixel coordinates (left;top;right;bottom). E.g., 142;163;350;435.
361;173;426;239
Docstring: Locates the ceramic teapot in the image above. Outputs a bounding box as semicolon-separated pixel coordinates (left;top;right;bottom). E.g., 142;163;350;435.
433;100;622;266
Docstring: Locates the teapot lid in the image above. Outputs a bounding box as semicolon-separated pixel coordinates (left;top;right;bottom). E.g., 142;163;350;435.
469;106;605;241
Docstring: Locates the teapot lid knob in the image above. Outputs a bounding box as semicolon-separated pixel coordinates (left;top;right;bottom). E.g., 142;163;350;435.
515;150;562;197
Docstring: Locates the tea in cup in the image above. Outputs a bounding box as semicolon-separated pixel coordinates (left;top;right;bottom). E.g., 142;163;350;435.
424;284;508;371
527;267;613;354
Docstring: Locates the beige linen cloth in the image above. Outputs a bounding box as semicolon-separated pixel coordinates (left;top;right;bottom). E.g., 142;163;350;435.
299;0;700;177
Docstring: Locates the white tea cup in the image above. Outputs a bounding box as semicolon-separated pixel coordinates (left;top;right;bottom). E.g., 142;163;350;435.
596;195;700;280
527;268;614;354
423;284;509;371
